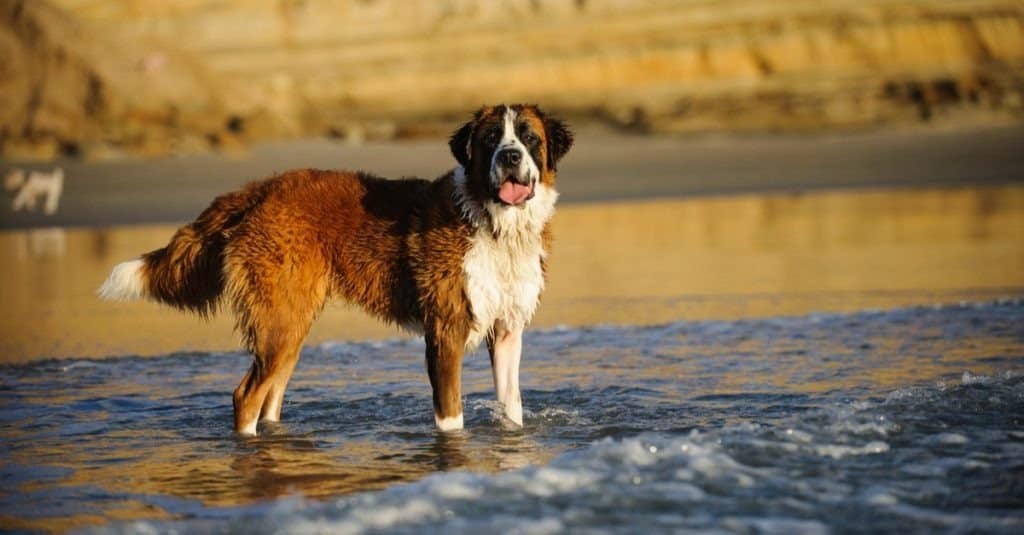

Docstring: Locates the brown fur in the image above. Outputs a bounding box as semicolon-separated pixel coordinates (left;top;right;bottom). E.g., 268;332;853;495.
109;104;573;434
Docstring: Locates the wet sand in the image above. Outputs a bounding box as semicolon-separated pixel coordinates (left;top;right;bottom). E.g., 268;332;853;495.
2;184;1022;363
1;123;1023;229
1;124;1023;362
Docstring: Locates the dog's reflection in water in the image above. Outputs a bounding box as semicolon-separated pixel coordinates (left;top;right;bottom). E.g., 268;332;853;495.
227;422;545;500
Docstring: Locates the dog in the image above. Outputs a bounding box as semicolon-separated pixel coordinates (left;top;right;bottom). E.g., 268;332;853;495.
5;167;64;215
99;104;573;435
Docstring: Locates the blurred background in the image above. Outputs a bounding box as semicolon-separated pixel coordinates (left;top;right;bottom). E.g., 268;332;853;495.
1;0;1023;358
2;2;1024;532
3;0;1024;157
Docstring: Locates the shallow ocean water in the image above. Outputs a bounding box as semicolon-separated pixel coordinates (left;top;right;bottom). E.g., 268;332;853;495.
1;300;1022;533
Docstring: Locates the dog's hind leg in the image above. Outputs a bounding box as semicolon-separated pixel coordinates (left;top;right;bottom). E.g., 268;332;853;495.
233;363;261;435
259;338;302;424
11;184;34;212
488;321;524;427
226;246;327;436
232;325;305;435
42;168;63;215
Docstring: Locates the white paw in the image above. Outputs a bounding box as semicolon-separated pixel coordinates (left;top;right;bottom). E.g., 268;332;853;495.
504;398;523;427
435;413;464;432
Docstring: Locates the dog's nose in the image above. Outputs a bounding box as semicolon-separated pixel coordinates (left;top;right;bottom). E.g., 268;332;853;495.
498;149;522;167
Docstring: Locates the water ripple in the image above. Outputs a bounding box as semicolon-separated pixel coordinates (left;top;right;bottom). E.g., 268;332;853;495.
0;301;1021;532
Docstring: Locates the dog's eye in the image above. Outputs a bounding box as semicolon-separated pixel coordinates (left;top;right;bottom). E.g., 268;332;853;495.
522;132;539;145
484;131;500;146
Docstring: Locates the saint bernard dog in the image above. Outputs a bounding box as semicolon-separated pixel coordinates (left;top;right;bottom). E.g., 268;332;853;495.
99;104;573;436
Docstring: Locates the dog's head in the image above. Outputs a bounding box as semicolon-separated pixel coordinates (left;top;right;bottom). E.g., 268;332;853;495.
4;169;26;191
449;104;573;208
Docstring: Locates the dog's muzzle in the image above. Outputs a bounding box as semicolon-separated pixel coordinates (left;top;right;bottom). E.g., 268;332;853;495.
497;148;521;168
492;149;535;206
495;177;535;206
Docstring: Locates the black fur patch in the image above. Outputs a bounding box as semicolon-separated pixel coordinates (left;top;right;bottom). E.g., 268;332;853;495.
448;119;475;167
543;116;573;170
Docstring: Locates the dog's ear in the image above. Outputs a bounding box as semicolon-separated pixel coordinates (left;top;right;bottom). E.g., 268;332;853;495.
449;119;475;167
544;116;574;170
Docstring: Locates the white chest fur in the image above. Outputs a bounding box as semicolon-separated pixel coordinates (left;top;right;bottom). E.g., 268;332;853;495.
454;172;557;350
463;225;546;349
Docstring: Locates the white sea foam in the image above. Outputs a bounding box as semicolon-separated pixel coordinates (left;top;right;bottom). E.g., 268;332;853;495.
60;360;104;372
94;371;1024;535
55;303;1024;535
961;371;993;385
813;440;890;459
929;432;969;445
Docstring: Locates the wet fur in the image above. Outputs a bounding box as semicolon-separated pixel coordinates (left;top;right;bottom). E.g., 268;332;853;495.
99;104;573;435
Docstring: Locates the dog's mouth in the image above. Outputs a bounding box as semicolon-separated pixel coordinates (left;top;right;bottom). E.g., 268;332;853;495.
495;179;535;206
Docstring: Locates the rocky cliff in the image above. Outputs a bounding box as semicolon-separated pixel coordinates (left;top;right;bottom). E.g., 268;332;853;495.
3;0;1023;159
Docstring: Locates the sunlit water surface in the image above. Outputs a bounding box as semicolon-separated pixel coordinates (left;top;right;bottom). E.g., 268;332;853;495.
1;301;1022;532
2;185;1023;362
1;184;1023;532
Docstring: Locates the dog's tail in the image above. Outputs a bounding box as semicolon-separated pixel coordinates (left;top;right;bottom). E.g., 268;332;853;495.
98;181;267;316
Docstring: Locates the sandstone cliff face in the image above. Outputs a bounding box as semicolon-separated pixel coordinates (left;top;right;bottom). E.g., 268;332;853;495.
3;0;1023;158
0;1;235;159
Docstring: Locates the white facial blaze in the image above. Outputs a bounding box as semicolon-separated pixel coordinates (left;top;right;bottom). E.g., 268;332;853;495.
447;110;559;432
450;108;559;352
489;107;540;188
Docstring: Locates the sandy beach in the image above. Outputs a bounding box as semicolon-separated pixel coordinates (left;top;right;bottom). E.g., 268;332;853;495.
3;122;1024;364
2;144;1022;362
2;122;1023;229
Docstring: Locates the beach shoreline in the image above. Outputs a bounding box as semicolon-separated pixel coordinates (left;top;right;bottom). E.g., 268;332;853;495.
2;121;1023;230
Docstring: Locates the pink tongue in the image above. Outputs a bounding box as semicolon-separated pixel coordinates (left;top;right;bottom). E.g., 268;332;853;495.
498;181;533;205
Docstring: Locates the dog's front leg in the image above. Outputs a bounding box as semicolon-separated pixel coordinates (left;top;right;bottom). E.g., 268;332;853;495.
425;326;465;431
488;321;523;427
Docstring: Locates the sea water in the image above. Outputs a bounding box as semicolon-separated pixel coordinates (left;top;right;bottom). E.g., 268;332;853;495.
1;300;1022;533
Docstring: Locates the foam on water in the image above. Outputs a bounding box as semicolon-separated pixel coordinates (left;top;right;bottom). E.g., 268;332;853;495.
1;301;1022;532
103;370;1024;534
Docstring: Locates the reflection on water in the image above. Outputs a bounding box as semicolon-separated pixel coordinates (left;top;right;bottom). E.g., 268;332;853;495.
1;185;1022;362
2;184;1024;528
1;302;1021;531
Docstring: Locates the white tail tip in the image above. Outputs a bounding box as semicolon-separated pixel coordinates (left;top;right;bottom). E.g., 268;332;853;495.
98;259;146;301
